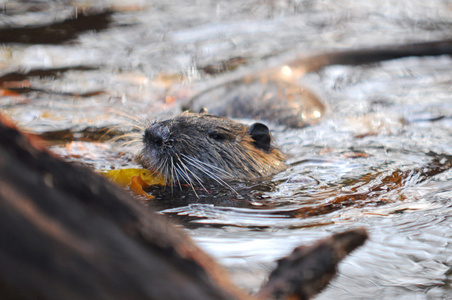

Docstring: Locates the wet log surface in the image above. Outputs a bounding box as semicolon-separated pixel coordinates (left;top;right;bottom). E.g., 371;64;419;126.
0;114;367;299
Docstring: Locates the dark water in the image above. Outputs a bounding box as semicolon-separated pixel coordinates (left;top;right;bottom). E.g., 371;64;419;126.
2;1;452;298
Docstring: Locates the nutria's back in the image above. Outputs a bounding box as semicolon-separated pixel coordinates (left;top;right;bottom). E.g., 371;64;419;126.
139;111;285;186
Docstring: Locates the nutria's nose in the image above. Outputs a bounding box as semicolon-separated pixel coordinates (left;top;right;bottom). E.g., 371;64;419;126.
144;127;163;147
143;124;173;148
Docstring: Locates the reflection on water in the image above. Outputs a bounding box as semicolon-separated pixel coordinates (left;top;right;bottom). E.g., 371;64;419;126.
2;0;452;298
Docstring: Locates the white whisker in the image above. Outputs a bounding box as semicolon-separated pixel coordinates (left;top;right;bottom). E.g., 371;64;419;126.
181;154;238;195
171;157;182;190
175;160;199;197
169;156;175;193
107;108;148;129
118;139;142;147
177;154;208;194
181;153;232;177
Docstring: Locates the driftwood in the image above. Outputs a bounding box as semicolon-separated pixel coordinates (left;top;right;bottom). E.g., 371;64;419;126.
0;9;113;44
0;113;367;300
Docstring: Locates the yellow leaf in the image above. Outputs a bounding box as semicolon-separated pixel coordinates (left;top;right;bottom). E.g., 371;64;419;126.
129;175;155;199
99;168;165;188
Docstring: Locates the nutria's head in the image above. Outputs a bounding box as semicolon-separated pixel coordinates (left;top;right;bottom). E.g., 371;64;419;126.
139;111;285;186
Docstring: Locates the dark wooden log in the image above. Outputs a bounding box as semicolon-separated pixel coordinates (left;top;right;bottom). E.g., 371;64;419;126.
0;114;367;299
0;10;113;44
294;39;452;72
257;229;368;300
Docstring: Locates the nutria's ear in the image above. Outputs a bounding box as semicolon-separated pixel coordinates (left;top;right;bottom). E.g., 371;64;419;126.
199;107;209;114
249;123;271;152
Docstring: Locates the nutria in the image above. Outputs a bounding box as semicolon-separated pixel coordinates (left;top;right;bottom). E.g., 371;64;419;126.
139;110;285;187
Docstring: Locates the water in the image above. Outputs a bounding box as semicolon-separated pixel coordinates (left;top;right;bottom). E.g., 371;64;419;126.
1;1;452;298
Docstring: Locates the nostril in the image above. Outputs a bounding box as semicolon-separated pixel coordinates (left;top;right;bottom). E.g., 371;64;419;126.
143;127;171;148
153;137;163;147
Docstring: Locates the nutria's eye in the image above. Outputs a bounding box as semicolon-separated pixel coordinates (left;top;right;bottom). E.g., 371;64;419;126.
209;132;226;141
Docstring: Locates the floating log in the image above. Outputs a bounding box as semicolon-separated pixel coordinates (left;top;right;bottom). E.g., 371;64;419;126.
0;10;113;44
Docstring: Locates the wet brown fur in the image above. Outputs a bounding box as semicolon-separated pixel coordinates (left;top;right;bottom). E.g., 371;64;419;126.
139;111;285;185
